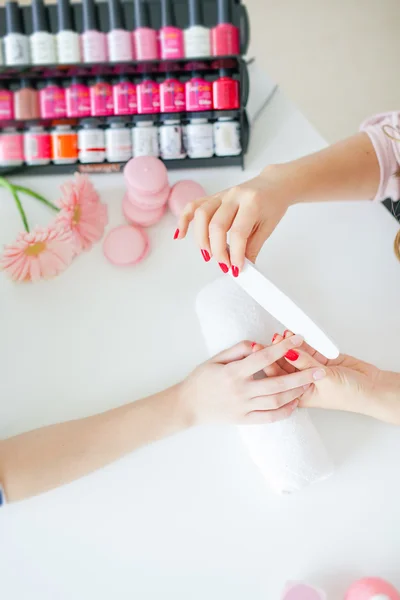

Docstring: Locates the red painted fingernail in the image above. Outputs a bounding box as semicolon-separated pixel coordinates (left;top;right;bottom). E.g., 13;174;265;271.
201;249;211;262
272;333;278;342
173;228;179;240
219;262;229;273
251;342;257;348
283;330;291;338
285;349;299;361
232;265;239;278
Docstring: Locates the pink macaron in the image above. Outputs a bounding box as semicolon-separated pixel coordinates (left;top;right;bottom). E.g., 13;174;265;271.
126;182;171;211
124;156;169;196
281;583;325;600
103;225;150;266
344;577;400;600
123;193;166;227
168;179;206;217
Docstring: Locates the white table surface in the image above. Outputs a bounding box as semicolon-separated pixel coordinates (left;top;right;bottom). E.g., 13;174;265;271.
0;90;400;600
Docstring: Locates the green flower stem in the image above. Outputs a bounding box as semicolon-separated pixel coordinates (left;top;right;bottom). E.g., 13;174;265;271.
13;185;59;212
0;177;29;232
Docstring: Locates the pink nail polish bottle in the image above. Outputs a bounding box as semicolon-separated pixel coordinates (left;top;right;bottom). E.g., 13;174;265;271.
159;0;184;60
160;73;185;113
39;79;67;119
185;71;213;111
133;0;158;60
90;76;114;117
211;0;240;56
81;0;108;63
0;83;14;120
113;76;137;116
65;77;91;118
212;68;240;110
137;75;160;115
107;0;134;62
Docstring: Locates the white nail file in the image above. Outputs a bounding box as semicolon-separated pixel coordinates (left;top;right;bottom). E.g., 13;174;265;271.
231;259;339;359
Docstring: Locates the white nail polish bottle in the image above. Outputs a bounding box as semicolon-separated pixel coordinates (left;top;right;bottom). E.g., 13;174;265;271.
4;1;31;66
184;0;211;58
30;0;57;65
56;0;81;64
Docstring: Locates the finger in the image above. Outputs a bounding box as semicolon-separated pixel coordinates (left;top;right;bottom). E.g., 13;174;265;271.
245;222;274;263
239;334;304;377
209;202;239;271
250;367;327;397
212;340;254;364
245;400;298;424
283;329;329;366
193;197;222;259
251;386;304;411
272;333;296;373
284;347;326;371
229;200;259;273
177;197;210;238
252;342;287;377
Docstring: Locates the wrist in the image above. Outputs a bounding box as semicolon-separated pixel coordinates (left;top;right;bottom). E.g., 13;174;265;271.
383;372;400;425
258;163;304;208
174;381;199;429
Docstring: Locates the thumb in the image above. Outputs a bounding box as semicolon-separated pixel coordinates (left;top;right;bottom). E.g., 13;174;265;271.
245;223;274;263
212;340;254;364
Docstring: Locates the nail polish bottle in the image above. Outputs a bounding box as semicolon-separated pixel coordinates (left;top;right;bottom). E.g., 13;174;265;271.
213;115;241;156
78;118;106;163
0;83;15;120
159;116;186;160
133;0;158;60
185;71;213;112
39;79;67;119
160;74;185;113
30;0;57;65
81;0;108;63
159;0;184;60
107;0;133;62
212;69;239;110
56;0;81;64
4;1;30;66
0;127;24;167
137;75;160;114
184;0;211;58
106;118;132;163
90;77;114;117
14;80;40;121
66;77;91;117
132;116;159;157
113;76;137;116
211;0;240;56
184;116;214;158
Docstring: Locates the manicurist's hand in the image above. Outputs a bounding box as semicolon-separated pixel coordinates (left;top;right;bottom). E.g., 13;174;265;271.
175;166;292;276
180;335;326;425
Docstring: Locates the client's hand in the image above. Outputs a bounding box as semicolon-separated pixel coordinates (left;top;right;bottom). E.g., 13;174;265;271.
180;335;326;425
272;332;400;425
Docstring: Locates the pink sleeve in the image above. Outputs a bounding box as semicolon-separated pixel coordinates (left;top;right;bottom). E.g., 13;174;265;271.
360;111;400;201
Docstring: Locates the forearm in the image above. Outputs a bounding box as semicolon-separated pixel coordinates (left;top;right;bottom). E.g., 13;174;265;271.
262;132;380;206
0;384;190;502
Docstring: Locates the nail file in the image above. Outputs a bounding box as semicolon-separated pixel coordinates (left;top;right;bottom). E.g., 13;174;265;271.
231;259;339;359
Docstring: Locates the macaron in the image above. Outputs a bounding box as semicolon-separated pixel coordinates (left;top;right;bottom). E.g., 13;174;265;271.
282;583;325;600
103;225;149;266
168;179;206;217
122;193;166;227
345;578;400;600
124;156;169;196
126;182;171;211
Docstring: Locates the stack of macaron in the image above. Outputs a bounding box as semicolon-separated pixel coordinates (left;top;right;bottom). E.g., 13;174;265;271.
103;156;206;267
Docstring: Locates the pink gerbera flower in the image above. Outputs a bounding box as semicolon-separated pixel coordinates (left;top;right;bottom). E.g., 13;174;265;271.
0;226;75;283
56;174;108;254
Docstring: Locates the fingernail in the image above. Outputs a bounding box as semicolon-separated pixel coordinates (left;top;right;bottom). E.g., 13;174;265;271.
251;342;257;349
289;334;303;347
283;329;291;338
285;349;299;361
312;369;326;381
272;333;278;343
201;249;211;262
173;228;179;240
219;262;229;274
232;265;239;278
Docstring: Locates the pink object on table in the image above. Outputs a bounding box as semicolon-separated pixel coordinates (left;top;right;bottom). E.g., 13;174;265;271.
123;193;166;227
103;225;149;266
168;179;206;217
126;184;170;211
282;583;326;600
124;156;169;196
345;577;400;600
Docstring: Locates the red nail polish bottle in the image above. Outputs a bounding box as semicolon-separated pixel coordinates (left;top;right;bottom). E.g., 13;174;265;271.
212;68;240;110
211;0;240;56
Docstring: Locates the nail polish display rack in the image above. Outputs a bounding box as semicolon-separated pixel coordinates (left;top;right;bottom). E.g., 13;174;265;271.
0;0;250;177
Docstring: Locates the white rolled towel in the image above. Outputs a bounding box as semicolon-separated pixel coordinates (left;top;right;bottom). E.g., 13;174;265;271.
196;276;333;493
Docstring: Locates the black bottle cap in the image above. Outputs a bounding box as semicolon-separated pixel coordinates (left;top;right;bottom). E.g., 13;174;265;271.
32;0;50;33
188;0;203;27
82;0;99;31
108;0;125;31
161;0;175;27
5;1;24;35
20;79;35;89
95;76;107;83
119;75;131;82
219;68;231;77
217;0;231;24
134;0;150;28
57;0;74;32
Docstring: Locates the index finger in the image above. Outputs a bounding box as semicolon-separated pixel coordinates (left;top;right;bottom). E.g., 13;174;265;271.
177;194;219;238
238;335;304;377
